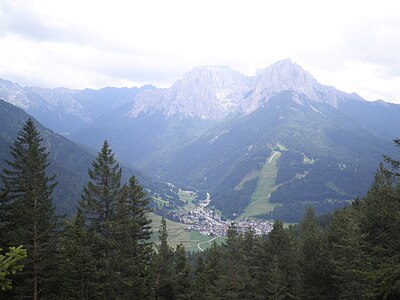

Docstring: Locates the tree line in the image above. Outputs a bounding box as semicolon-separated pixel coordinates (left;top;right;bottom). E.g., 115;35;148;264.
1;119;400;299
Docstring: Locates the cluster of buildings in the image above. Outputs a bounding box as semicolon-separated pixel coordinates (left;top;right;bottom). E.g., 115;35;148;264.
177;198;274;237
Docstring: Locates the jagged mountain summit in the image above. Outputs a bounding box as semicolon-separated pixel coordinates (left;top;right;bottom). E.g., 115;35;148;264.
129;58;364;121
0;78;152;133
129;65;249;120
1;59;400;222
0;59;366;129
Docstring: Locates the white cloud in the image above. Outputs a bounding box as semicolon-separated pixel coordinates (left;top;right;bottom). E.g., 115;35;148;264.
0;0;399;102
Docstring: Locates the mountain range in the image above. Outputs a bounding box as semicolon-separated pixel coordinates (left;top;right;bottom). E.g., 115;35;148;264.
0;99;179;215
1;59;399;221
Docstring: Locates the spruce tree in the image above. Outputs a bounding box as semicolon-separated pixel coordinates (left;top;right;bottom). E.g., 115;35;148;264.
58;209;97;299
192;255;211;300
325;207;369;299
174;243;191;299
154;217;175;299
216;223;249;299
204;240;223;297
299;206;334;300
0;118;58;299
78;140;123;298
359;164;400;298
113;176;154;299
264;221;300;299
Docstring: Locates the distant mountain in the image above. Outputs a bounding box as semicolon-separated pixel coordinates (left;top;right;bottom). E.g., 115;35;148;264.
0;99;179;215
130;58;364;120
160;91;395;219
2;59;400;221
0;78;154;133
130;66;249;120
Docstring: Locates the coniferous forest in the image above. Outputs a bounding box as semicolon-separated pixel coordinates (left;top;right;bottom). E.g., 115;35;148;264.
1;119;400;300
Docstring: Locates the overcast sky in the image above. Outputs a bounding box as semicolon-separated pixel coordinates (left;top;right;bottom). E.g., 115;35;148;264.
0;0;399;103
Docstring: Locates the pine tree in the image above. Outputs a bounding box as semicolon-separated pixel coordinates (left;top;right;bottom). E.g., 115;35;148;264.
58;209;97;299
216;223;250;299
154;217;175;299
266;255;286;300
204;240;223;297
254;221;300;299
78;140;123;298
113;176;154;299
0;190;11;249
359;164;400;298
325;207;369;299
0;118;59;299
299;206;334;300
0;246;27;291
192;255;211;300
174;243;191;299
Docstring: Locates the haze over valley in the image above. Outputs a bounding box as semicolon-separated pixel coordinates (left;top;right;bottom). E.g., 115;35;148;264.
1;59;400;223
2;2;400;298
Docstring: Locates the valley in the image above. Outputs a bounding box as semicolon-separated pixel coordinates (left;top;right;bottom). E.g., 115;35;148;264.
153;189;273;249
1;59;399;240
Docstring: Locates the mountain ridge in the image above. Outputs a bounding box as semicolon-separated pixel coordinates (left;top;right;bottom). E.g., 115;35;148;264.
1;60;400;221
128;59;368;121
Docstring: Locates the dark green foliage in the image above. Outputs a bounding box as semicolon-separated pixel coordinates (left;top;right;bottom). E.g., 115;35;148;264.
253;221;300;299
113;176;154;299
214;223;253;299
192;255;211;300
1;118;59;299
3;100;400;299
173;243;191;299
67;141;154;299
203;240;223;296
161;91;393;220
58;210;97;299
325;207;370;299
299;207;334;299
0;99;180;218
154;218;175;300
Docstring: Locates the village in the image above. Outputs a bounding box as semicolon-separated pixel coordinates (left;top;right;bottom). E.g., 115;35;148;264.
174;192;274;237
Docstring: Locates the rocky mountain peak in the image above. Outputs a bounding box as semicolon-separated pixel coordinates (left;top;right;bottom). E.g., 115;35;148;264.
246;59;321;108
130;59;367;120
130;65;249;120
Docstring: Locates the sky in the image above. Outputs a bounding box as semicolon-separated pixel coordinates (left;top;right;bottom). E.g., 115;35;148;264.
0;0;400;103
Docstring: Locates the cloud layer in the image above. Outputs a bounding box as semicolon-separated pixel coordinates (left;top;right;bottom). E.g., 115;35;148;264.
0;0;399;102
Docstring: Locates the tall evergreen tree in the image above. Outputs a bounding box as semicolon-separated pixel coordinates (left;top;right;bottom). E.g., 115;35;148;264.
204;240;223;298
58;209;97;299
78;140;123;298
299;206;334;300
174;243;191;299
254;221;300;299
192;255;211;300
216;223;250;299
359;164;400;298
0;118;59;299
0;190;11;249
325;207;370;299
154;217;175;300
113;176;154;299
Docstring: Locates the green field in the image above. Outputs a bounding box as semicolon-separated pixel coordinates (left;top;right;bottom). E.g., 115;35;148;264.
178;190;197;211
150;213;225;251
239;151;281;219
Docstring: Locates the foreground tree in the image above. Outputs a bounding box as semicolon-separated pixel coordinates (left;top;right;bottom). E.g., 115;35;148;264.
299;206;334;299
0;246;27;291
113;176;154;299
77;140;123;298
74;140;154;298
154;217;175;299
1;118;59;299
